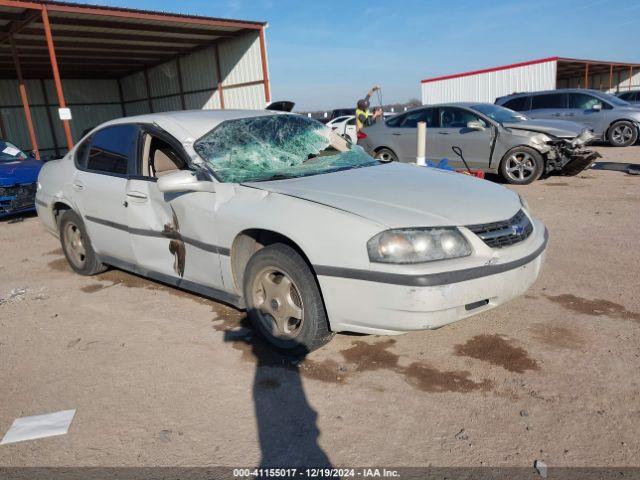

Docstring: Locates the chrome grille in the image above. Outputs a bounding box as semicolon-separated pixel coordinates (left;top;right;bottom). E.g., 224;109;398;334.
467;209;533;248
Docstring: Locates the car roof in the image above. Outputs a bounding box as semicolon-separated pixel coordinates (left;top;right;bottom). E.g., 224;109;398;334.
499;88;607;99
97;109;284;141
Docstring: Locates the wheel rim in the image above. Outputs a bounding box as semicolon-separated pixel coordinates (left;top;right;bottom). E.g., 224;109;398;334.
251;267;304;340
376;151;395;162
64;222;86;268
506;152;535;181
612;125;633;144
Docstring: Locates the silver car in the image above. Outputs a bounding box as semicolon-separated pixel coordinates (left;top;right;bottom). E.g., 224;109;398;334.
616;90;640;106
496;88;640;147
36;110;546;353
358;103;598;185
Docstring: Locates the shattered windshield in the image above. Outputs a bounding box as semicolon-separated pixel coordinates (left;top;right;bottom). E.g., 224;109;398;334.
0;141;28;162
471;104;528;123
193;114;378;183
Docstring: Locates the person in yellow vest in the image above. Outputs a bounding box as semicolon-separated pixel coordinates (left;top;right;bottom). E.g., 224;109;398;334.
355;85;383;133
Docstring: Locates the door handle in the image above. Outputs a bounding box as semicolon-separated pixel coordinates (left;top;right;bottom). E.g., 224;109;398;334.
392;133;402;136
126;192;148;200
438;132;452;135
551;113;561;117
71;181;84;190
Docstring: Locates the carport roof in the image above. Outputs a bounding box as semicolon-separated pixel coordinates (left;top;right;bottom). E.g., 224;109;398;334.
0;0;267;78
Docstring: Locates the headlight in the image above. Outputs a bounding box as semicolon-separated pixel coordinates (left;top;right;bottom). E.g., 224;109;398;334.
518;194;530;211
367;228;471;264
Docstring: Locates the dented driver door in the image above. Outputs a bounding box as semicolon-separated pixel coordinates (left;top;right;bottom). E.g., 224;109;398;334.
125;177;226;293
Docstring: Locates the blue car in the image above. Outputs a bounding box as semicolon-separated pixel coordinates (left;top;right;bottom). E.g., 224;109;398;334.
0;141;42;218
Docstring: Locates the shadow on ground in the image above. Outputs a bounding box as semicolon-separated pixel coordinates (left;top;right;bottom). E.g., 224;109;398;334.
224;316;333;471
591;161;640;173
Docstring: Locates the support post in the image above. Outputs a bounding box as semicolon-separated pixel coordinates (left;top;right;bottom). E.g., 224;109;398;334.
9;35;39;160
41;6;73;151
175;58;186;110
609;64;613;92
584;62;589;89
630;66;634;91
117;77;126;116
416;121;426;166
40;78;60;157
214;43;225;109
143;69;153;113
258;27;270;103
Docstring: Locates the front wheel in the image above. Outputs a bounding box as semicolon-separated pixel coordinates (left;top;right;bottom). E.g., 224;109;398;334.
374;148;398;163
243;243;334;355
607;121;638;147
499;147;544;185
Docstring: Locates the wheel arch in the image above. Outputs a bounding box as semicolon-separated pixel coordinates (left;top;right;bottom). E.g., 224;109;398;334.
230;228;317;295
606;118;640;135
52;201;73;230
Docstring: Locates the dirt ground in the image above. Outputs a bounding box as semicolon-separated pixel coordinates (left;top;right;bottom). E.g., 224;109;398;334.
0;145;639;469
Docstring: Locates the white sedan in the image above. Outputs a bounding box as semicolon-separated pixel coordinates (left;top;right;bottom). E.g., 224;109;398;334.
36;110;547;353
326;115;357;143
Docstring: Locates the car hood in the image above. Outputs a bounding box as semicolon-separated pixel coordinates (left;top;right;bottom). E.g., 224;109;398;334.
0;159;42;185
503;119;585;138
243;163;520;228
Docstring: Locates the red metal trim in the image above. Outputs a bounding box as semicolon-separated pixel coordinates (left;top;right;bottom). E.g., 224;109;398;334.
214;43;224;109
41;5;73;150
558;57;640;67
258;27;270;102
421;56;559;83
0;0;43;10
9;35;40;159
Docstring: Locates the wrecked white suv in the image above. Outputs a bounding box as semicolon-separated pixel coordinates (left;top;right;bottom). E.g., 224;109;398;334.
36;111;547;353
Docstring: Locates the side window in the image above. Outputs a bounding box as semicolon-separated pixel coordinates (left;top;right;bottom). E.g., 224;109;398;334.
393;109;437;128
568;93;601;110
86;124;139;175
385;114;404;127
439;107;485;129
531;93;566;110
618;92;632;101
503;96;529;112
346;117;356;126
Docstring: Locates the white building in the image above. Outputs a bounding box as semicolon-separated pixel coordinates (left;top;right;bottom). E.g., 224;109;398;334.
421;56;640;105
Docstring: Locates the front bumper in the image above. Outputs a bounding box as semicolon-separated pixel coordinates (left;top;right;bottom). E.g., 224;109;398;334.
0;182;37;218
318;227;547;335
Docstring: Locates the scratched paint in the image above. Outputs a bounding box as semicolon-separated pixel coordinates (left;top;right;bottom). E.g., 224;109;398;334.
162;207;186;277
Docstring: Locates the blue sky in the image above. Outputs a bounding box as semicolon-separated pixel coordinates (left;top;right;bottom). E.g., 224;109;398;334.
71;0;639;111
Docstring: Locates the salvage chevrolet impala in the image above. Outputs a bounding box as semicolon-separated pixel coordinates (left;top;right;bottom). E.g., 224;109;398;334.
36;111;547;353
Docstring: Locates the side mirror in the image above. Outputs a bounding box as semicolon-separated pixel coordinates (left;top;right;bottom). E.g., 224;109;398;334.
467;120;485;131
157;170;216;194
591;103;602;111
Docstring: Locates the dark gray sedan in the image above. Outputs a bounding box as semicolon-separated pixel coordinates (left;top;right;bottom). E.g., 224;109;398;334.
358;103;599;185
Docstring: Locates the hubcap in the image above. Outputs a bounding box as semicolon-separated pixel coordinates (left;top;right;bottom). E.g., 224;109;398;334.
64;222;86;268
251;267;304;339
612;125;633;144
506;152;535;181
376;151;395;163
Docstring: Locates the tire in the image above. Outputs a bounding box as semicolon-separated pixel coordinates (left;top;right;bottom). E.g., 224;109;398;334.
243;243;334;355
607;120;638;147
59;210;107;276
499;146;544;185
374;148;398;163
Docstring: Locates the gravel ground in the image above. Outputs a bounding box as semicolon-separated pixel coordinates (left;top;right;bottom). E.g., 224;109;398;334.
0;145;639;469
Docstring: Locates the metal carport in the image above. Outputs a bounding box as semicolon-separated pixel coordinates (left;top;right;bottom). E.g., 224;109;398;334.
0;0;270;159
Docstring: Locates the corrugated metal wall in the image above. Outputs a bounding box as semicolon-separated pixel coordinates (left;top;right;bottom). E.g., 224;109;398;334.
120;30;265;115
421;60;557;104
0;30;266;158
0;78;122;158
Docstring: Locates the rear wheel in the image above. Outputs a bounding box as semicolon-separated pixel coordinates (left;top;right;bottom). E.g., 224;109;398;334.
59;210;107;276
375;148;398;163
243;243;333;354
607;121;638;147
499;147;544;185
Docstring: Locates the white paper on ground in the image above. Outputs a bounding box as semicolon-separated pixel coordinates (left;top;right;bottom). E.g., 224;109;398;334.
0;409;76;445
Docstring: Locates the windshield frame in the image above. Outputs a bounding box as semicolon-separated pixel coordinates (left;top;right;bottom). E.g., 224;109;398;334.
192;113;380;184
592;91;630;107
